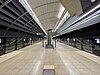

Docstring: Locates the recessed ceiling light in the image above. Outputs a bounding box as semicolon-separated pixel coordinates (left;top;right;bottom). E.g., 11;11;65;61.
91;0;96;2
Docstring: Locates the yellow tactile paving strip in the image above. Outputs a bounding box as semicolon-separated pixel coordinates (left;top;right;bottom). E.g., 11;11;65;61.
0;42;100;75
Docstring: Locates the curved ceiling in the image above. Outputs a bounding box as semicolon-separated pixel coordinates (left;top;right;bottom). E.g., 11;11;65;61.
19;0;84;35
39;17;58;22
27;0;65;31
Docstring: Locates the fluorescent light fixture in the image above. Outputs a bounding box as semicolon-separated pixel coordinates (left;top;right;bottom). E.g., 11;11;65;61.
80;13;100;25
87;40;89;42
73;39;75;41
37;33;39;35
57;4;65;18
55;11;70;31
0;38;1;43
80;4;100;19
19;0;47;35
23;39;26;41
54;4;65;32
91;0;96;2
29;38;32;41
44;36;47;38
67;38;69;41
62;3;100;31
95;39;100;43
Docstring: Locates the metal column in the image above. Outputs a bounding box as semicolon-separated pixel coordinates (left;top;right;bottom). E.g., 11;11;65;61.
3;37;6;54
81;38;84;50
15;37;17;50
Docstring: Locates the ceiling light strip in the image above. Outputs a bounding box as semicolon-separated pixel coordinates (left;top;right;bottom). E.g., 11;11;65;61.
54;11;70;31
60;3;100;32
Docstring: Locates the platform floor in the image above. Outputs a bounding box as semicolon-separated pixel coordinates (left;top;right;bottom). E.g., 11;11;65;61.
0;42;100;75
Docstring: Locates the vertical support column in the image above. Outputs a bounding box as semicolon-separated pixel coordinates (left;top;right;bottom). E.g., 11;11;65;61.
55;37;56;48
54;32;57;48
75;38;76;47
47;30;51;46
46;29;53;48
3;37;6;54
69;38;73;46
42;38;44;47
92;38;95;52
81;38;84;50
67;38;69;45
15;37;17;50
29;38;32;45
73;38;76;47
22;38;25;48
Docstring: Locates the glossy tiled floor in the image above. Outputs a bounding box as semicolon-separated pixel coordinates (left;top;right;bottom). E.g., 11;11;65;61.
0;42;100;75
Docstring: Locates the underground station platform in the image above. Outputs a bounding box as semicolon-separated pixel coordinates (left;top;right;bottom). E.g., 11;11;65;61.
0;0;100;75
0;42;100;75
